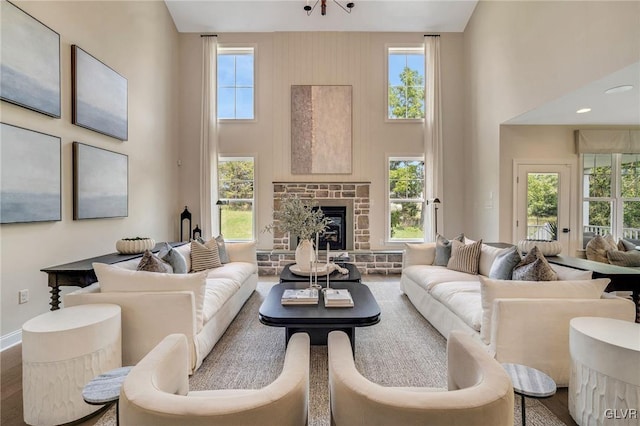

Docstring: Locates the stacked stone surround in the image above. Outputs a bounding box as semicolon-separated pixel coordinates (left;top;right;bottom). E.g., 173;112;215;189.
272;182;370;250
257;250;403;276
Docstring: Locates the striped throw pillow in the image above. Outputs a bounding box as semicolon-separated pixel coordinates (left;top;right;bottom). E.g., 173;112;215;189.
606;249;640;267
447;239;482;274
190;240;222;272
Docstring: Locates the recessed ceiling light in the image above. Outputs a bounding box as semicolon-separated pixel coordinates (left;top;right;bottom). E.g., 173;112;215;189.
576;108;591;114
605;85;633;94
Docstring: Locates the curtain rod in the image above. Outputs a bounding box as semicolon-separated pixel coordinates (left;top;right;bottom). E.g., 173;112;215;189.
424;34;440;37
200;34;218;38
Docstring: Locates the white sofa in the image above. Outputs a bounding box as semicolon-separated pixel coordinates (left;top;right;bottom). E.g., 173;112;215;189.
64;242;258;373
400;242;636;386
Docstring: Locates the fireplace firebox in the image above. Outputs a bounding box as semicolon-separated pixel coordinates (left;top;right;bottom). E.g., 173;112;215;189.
297;206;347;251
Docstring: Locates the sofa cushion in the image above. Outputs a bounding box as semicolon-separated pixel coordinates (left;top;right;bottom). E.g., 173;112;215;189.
550;264;593;280
175;243;192;272
202;278;241;323
434;233;464;266
479;244;509;277
205;262;258;286
429;281;482;331
488;246;521;280
586;234;617;263
158;242;188;274
479;276;610;344
512;246;558;281
607;249;640;267
403;242;436;267
215;235;231;264
447;239;482;275
403;265;480;292
191;240;222;272
93;263;208;332
137;250;173;273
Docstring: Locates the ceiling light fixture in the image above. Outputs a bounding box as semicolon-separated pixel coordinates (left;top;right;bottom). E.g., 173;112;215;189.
604;85;634;95
576;108;592;114
304;0;354;16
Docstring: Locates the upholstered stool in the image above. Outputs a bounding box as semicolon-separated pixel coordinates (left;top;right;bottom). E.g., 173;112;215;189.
22;304;122;426
569;317;640;426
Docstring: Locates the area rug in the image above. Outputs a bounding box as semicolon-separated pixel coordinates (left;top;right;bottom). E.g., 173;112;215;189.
95;278;565;426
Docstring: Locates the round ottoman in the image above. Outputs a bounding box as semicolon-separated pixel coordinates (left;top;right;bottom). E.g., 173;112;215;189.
569;317;640;426
22;304;122;426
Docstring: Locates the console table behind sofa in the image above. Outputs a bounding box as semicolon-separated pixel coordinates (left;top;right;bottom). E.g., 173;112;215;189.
42;242;186;310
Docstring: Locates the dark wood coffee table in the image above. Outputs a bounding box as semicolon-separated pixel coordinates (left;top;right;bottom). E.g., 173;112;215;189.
259;282;380;352
279;263;362;284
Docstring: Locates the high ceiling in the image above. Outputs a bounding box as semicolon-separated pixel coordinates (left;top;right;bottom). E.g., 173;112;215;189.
164;0;479;33
164;1;639;126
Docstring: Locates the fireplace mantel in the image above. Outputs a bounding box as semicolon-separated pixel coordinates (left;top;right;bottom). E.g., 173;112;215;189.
272;182;370;251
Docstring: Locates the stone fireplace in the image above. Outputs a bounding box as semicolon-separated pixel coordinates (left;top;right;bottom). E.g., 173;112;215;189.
272;182;370;251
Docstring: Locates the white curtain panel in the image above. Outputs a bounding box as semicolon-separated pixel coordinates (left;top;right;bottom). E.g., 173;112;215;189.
424;35;443;241
200;36;218;239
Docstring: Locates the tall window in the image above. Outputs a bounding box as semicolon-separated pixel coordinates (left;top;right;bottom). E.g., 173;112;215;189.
218;157;255;241
582;153;640;240
217;47;254;119
388;157;425;241
387;47;425;120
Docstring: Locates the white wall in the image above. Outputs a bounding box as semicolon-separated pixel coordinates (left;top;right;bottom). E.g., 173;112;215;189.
0;1;180;345
177;32;466;250
464;1;640;241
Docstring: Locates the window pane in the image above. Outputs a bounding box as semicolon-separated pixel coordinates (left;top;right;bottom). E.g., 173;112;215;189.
217;88;235;119
235;54;254;86
236;88;254;119
220;200;253;240
623;201;640;239
217;55;235;87
390;202;423;239
388;49;425;120
527;172;559;240
621;154;640;198
583;200;611;236
583;153;612;197
389;160;424;199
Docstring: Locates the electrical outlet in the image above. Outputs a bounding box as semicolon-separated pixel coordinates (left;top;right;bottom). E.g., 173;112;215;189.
19;289;29;304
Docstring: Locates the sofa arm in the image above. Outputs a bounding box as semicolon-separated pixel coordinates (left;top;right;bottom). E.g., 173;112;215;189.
64;288;199;371
490;297;635;387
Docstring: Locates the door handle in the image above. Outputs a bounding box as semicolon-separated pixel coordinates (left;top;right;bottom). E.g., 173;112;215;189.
562;228;570;233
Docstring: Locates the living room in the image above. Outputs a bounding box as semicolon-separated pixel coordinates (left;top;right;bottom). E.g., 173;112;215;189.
2;1;639;425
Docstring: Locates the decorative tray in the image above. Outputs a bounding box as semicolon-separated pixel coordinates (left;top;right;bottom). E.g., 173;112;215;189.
289;263;334;276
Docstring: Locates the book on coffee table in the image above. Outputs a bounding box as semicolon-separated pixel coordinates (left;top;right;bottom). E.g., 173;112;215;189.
281;288;319;305
323;289;354;308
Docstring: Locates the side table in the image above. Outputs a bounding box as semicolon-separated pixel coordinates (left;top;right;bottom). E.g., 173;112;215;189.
83;366;133;426
502;363;556;426
22;304;122;425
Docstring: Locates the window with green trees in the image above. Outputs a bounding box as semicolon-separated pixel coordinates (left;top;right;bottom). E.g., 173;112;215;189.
388;47;425;120
218;157;254;240
582;153;640;240
388;157;424;240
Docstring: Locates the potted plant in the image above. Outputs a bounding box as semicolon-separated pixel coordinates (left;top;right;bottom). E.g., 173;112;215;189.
264;196;330;269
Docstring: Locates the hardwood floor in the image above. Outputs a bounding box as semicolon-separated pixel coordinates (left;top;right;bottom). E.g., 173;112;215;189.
1;276;577;426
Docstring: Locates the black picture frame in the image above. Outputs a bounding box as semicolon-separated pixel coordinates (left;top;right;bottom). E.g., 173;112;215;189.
0;1;61;118
73;142;128;220
72;45;128;141
1;123;61;223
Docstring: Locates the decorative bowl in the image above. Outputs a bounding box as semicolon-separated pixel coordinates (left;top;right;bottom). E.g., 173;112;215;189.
116;238;155;254
517;239;562;257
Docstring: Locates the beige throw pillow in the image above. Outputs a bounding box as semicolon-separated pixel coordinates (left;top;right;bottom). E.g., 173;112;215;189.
479;276;610;344
447;239;482;274
586;234;617;263
191;240;222;272
404;242;436;267
607;249;640;267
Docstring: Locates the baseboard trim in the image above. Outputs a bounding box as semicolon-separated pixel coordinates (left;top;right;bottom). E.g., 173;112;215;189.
1;329;22;351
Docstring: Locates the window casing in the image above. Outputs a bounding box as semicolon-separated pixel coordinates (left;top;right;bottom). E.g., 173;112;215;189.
388;157;425;241
582;153;640;241
387;47;425;120
218;157;255;241
217;47;254;120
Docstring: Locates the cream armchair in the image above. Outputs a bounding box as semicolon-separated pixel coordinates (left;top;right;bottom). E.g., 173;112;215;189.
328;330;514;426
120;333;310;426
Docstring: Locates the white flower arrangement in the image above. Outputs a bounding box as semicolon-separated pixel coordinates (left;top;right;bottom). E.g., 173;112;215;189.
264;195;330;241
